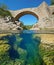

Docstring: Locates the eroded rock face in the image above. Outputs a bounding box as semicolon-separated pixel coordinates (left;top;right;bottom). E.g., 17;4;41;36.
0;16;23;30
31;15;54;30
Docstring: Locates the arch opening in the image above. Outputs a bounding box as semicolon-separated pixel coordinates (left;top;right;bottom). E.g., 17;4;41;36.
14;11;39;21
19;14;38;25
14;11;39;30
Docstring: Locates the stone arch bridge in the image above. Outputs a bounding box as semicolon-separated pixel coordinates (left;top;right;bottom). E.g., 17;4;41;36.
9;2;54;22
8;1;54;30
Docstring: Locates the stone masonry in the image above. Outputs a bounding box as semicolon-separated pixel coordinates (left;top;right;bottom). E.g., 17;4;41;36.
9;1;54;30
0;1;54;30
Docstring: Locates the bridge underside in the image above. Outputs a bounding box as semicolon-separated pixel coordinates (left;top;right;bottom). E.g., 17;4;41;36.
14;11;39;21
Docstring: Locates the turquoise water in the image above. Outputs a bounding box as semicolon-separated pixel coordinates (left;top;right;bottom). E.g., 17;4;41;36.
0;31;48;65
8;33;42;65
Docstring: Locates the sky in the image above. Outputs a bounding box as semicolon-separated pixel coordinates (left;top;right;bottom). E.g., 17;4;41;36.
0;0;51;25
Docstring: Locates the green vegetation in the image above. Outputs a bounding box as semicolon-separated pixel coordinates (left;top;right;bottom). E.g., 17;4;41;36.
0;33;54;65
0;3;8;10
0;34;25;65
0;8;12;17
0;33;42;65
20;23;33;30
22;25;32;30
0;35;10;65
0;3;12;17
33;34;54;65
24;25;33;30
39;43;54;65
51;0;54;5
19;21;32;30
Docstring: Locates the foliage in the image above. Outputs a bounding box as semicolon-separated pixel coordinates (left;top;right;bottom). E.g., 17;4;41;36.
0;34;10;65
24;25;33;30
0;8;12;17
39;43;54;65
19;20;33;30
0;33;54;65
0;3;12;17
0;3;8;10
22;25;33;30
51;0;54;5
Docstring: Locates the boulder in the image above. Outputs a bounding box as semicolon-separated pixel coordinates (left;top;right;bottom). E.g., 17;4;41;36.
0;17;23;30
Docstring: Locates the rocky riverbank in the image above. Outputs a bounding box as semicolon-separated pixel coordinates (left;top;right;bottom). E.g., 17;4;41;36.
0;16;23;30
33;34;54;65
31;15;54;30
39;34;54;65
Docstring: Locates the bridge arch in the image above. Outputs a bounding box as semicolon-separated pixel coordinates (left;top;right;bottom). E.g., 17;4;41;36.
14;11;39;21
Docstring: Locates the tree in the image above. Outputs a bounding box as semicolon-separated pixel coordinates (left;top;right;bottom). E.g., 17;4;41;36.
0;3;8;10
51;0;54;5
0;3;12;17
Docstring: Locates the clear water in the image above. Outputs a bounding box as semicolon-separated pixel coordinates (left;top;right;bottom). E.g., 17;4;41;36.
0;30;54;65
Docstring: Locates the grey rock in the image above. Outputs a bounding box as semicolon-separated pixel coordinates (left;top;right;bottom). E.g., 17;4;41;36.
0;17;23;30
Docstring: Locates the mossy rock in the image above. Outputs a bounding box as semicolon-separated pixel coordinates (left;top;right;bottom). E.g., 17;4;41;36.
39;43;54;65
